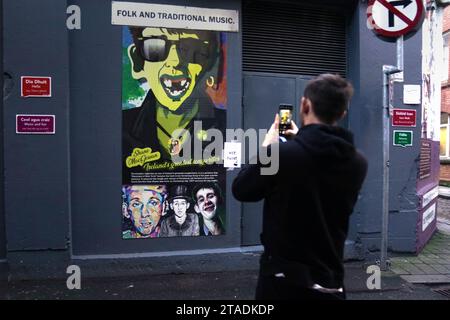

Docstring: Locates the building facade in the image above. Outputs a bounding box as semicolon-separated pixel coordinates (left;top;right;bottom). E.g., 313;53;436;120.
441;3;450;182
0;0;443;277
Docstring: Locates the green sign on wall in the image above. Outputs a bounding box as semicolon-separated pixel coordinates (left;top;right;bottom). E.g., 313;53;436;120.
393;130;413;147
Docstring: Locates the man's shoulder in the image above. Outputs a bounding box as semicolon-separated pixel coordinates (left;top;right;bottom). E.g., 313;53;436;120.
123;107;143;136
355;149;368;162
278;138;307;159
123;93;155;122
123;106;143;122
354;150;369;174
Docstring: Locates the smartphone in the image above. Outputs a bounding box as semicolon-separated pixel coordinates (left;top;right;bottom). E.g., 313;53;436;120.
279;104;293;136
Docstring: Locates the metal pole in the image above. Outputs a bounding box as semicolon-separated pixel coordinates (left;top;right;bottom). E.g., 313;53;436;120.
381;67;391;271
397;35;404;73
380;36;404;271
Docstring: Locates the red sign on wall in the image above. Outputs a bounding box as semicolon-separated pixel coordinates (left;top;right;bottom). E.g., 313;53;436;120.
16;115;55;134
21;76;52;97
392;108;416;127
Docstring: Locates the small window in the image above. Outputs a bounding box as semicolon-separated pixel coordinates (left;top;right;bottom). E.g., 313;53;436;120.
441;126;448;156
441;113;450;158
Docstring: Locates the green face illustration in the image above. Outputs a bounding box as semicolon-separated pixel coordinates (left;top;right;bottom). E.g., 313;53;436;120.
129;28;210;111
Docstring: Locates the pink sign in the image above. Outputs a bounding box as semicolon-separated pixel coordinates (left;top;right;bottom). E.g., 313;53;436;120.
16;115;55;134
21;76;52;97
392;108;417;127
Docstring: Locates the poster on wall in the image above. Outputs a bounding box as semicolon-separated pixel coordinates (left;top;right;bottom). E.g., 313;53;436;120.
121;24;227;239
419;140;432;180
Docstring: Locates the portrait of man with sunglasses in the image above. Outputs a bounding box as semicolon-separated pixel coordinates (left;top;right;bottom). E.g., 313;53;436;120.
122;27;226;175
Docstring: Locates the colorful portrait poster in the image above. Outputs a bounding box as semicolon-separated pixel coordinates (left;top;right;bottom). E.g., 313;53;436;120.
122;26;227;239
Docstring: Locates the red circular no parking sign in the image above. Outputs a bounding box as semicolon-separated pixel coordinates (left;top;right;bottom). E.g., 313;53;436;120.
367;0;425;38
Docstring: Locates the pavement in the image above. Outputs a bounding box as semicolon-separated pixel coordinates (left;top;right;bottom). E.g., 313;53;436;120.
387;195;450;289
390;232;450;284
437;194;450;235
1;195;450;300
381;194;450;300
0;256;448;300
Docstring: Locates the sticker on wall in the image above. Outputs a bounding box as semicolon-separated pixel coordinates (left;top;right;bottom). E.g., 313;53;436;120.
393;130;413;147
422;186;439;209
419;139;432;180
21;76;52;97
16;114;55;134
403;84;421;105
422;203;436;232
392;108;416;127
121;25;228;239
223;141;241;168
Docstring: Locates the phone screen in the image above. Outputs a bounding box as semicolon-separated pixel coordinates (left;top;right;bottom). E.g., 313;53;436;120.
279;104;293;135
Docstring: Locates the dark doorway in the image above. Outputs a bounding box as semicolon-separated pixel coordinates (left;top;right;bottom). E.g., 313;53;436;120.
241;74;308;245
241;0;350;245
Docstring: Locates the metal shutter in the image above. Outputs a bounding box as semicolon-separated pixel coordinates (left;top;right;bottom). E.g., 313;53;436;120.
242;0;347;77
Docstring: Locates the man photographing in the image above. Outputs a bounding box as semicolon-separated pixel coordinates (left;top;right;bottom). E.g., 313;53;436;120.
232;74;368;300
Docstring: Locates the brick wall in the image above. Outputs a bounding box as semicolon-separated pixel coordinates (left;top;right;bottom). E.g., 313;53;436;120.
441;164;450;181
443;5;450;113
442;87;450;113
444;5;450;33
442;6;450;183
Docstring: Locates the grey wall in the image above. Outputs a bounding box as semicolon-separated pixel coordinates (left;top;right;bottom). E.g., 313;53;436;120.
0;0;426;267
3;0;70;260
348;2;423;254
345;0;361;252
69;0;243;256
0;0;6;260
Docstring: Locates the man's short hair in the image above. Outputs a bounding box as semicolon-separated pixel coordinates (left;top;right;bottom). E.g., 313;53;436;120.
192;183;223;205
303;73;354;125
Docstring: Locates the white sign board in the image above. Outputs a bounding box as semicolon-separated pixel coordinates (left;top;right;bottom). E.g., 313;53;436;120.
403;84;421;104
422;203;436;232
112;1;239;32
422;186;439;209
223;142;241;168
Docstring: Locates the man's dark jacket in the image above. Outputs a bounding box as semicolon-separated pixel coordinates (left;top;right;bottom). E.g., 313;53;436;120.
232;124;368;289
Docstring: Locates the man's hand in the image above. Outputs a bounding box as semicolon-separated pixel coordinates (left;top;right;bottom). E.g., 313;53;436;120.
284;120;299;137
262;114;300;147
262;114;280;147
